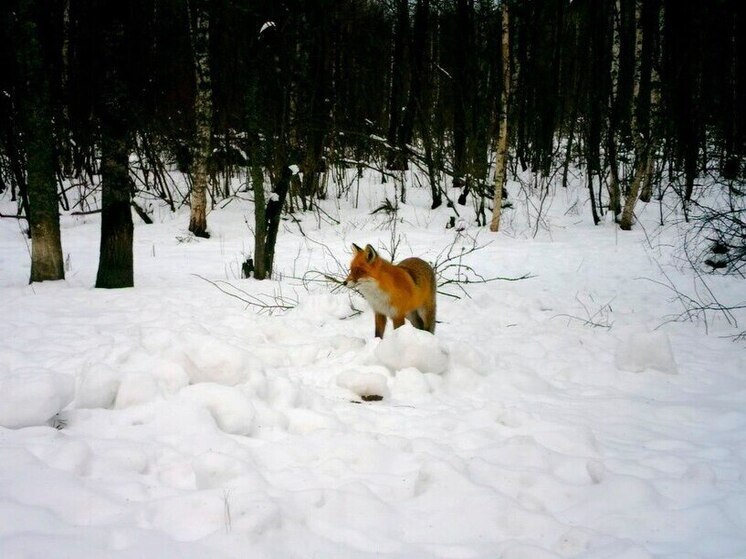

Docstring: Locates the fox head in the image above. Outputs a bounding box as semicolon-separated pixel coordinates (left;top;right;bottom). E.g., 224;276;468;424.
344;243;379;288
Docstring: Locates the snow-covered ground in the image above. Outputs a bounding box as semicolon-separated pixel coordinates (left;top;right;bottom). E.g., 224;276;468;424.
1;172;745;558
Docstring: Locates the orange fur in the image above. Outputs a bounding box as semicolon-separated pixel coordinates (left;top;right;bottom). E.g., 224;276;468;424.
345;244;437;338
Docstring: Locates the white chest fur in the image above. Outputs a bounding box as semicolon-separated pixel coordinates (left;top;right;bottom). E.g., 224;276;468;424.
356;278;397;317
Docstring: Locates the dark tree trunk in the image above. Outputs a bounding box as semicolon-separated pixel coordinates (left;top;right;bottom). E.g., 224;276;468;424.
18;0;65;282
420;0;442;209
261;165;292;279
452;0;470;192
300;9;330;206
606;132;621;218
587;170;601;225
95;133;133;288
252;164;268;280
397;0;428;166
616;0;636;146
95;4;134;289
662;0;702;208
386;0;410;170
26;108;65;283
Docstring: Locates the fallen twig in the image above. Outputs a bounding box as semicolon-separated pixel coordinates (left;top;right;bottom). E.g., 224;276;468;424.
193;274;297;314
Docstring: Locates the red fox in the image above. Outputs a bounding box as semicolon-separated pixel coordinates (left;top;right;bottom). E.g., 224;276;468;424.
345;243;437;338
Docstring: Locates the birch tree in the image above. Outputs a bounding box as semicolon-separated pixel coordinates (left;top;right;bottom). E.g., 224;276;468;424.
620;0;659;231
490;1;510;232
187;0;212;238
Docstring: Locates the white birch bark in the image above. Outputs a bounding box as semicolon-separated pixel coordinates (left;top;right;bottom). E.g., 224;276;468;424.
188;1;211;237
621;0;657;230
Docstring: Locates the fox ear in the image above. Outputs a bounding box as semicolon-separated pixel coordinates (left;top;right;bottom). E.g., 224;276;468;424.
364;244;378;263
352;243;363;254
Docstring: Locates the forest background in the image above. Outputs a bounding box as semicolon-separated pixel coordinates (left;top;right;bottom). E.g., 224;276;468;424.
1;0;744;285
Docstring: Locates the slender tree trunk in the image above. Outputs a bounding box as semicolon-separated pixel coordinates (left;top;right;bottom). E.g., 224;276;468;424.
19;0;65;282
620;0;658;230
386;0;409;171
251;164;268;280
562;109;577;190
490;1;510;232
452;0;470;192
95;132;133;288
606;134;622;218
605;1;622;219
397;0;427;167
188;0;211;238
639;155;654;202
588;171;601;225
423;133;442;209
262;166;292;279
300;9;330;208
4;133;27;210
619;152;647;230
413;0;441;209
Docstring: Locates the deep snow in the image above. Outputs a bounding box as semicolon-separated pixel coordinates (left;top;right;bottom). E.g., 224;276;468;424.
1;171;745;558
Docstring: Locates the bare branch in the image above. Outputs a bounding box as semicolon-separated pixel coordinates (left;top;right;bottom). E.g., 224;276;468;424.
432;232;534;299
193;274;296;314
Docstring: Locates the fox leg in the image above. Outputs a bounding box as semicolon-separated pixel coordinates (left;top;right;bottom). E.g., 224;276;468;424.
375;313;387;338
407;310;425;330
392;316;405;330
420;303;436;333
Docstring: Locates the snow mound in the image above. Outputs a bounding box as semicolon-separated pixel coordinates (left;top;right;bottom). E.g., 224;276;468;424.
115;372;161;409
375;324;449;374
43;439;93;476
336;367;390;400
192;451;256;490
177;333;263;386
0;370;74;429
178;384;255;435
77;358;190;410
285;408;340;434
292;293;360;322
390;367;432;396
615;331;678;374
76;363;122;409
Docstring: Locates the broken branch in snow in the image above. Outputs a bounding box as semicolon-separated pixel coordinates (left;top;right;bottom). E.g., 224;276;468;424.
433;233;534;299
193;274;297;314
641;259;745;337
552;294;615;329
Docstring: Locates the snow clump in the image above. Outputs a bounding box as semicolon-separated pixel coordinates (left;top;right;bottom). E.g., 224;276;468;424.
336;367;390;400
614;330;678;374
374;323;449;374
0;370;75;428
